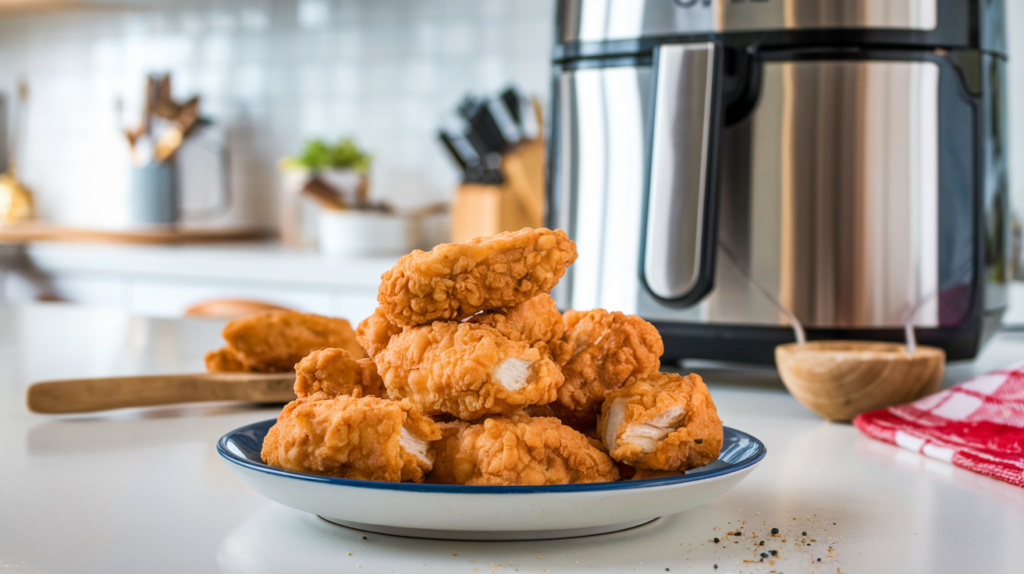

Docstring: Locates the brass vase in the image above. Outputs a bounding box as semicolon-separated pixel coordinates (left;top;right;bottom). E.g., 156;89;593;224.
0;163;34;223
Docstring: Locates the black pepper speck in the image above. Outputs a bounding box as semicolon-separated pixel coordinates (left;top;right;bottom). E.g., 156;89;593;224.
734;531;742;536
769;550;777;556
759;541;764;546
802;531;807;536
771;528;779;535
818;558;822;562
760;553;768;558
695;439;703;444
713;538;719;543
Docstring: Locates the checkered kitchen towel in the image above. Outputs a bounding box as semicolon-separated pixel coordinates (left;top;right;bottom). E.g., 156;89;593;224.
853;363;1024;487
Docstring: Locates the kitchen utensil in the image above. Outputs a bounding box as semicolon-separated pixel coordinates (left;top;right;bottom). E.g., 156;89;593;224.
26;372;296;414
438;129;502;185
300;176;347;210
219;420;765;540
550;0;1009;364
154;96;201;162
499;87;523;126
775;341;945;422
458;96;511;155
450;101;544;242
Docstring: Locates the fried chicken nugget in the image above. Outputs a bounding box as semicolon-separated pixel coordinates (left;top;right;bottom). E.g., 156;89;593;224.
261;395;441;482
467;293;569;361
375;321;564;420
377;228;578;327
545;309;664;432
356;307;404;360
597;372;723;472
222;310;364;371
205;347;266;372
427;413;619;485
293;348;385;398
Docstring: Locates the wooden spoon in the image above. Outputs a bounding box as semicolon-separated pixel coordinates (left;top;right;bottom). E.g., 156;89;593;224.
26;372;295;414
775;340;945;422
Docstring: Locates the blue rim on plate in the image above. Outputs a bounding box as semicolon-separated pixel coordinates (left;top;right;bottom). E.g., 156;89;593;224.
219;419;766;494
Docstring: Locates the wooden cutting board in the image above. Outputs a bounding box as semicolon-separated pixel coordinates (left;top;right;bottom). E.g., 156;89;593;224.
26;372;296;413
0;221;267;245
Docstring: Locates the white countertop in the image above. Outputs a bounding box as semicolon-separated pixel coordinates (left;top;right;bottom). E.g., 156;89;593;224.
16;241;400;290
1;303;1023;573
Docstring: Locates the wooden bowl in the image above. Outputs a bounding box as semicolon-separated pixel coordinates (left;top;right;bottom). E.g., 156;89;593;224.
775;340;945;422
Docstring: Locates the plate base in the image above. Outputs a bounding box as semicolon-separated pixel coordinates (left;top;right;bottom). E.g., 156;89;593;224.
319;516;659;541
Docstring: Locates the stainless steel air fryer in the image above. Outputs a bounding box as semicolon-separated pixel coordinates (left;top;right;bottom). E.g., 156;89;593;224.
548;0;1010;364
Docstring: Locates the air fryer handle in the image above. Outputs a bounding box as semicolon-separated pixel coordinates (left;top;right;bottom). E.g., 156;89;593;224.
643;42;722;306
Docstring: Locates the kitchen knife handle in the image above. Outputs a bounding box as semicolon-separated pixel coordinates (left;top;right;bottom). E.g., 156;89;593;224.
26;372;296;414
642;41;723;306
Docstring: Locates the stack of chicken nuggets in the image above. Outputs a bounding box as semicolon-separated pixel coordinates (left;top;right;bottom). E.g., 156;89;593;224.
260;227;725;485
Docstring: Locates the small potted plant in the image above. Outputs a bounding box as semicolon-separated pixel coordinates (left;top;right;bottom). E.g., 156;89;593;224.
279;137;413;256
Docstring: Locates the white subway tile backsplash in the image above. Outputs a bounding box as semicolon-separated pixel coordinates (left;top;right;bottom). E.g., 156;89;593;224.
0;0;555;227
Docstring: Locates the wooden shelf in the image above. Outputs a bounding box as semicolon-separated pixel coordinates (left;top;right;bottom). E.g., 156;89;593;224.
0;221;268;245
0;0;106;16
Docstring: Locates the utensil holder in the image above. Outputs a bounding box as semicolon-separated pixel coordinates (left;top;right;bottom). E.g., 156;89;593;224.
451;136;545;242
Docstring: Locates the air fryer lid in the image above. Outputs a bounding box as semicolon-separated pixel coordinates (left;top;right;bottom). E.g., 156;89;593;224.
557;0;1003;52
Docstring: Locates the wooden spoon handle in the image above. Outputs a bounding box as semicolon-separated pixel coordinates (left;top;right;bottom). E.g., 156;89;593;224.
26;373;296;414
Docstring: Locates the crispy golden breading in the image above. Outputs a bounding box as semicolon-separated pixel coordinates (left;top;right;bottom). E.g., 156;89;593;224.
221;311;365;371
426;413;619;485
261;395;441;482
356;307;404;360
467;293;569;360
293;348;385;398
377;228;578;327
205;347;264;372
376;321;564;420
597;373;722;471
546;309;664;432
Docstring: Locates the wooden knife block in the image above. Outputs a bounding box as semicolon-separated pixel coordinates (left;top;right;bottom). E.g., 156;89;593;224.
451;116;546;242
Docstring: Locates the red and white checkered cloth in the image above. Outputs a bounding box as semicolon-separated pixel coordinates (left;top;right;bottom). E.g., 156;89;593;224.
853;363;1024;488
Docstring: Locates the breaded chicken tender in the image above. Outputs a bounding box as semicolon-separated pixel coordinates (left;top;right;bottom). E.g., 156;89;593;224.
546;309;664;432
427;413;619;485
293;348;385;398
205;347;264;372
467;293;569;361
376;321;564;420
222;311;365;372
597;373;723;471
377;228;578;327
261;395;440;482
356;307;404;360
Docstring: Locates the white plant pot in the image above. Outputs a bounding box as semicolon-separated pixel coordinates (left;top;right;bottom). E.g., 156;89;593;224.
318;210;413;257
279;168;368;247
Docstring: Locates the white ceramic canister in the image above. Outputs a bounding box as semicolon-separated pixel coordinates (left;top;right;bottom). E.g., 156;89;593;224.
317;209;414;257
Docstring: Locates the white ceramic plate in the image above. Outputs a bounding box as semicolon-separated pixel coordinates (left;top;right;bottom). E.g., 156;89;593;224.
218;420;766;541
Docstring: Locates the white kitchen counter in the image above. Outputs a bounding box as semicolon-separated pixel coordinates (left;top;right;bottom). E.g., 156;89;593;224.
1;303;1023;573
